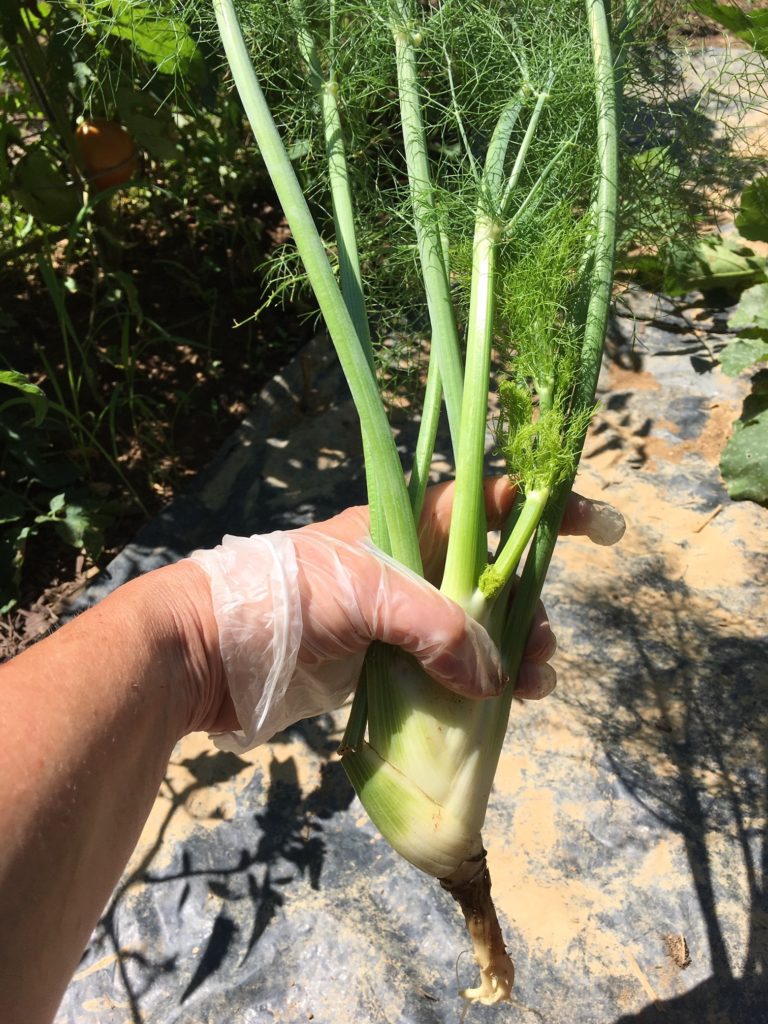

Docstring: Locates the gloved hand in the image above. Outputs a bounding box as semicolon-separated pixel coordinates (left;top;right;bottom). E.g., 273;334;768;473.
191;477;624;752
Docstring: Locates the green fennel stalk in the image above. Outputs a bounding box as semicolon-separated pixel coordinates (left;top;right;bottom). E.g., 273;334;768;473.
213;0;420;572
214;0;622;1004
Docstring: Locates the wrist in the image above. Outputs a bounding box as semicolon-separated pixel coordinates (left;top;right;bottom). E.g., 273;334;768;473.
140;560;232;737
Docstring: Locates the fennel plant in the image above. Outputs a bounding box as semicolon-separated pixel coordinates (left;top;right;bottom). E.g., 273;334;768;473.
214;0;621;1003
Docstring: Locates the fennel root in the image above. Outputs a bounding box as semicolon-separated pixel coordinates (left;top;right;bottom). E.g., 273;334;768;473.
441;853;514;1005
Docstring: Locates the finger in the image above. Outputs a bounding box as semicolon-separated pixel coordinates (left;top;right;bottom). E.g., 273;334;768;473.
312;477;520;562
561;494;626;545
418;476;517;543
418;477;519;582
514;661;557;700
315;483;624;552
515;600;557;700
421;482;625;546
361;563;505;699
522;601;557;663
307;503;370;543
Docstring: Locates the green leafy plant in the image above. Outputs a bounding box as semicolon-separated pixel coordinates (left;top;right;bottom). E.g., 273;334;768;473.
692;0;768;53
631;232;766;295
719;280;768;503
680;0;768;505
736;176;768;240
615;154;768;506
0;0;286;610
720;376;768;503
210;0;630;1001
0;369;116;612
602;0;768;506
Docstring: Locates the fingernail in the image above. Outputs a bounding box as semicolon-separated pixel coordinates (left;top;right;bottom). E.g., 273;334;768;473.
587;500;626;546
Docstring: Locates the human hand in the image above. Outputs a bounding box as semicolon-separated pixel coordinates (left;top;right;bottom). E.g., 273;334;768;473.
190;478;624;751
316;477;624;699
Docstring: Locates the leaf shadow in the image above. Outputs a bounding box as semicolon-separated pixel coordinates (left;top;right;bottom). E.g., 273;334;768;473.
557;557;768;1022
79;717;356;1021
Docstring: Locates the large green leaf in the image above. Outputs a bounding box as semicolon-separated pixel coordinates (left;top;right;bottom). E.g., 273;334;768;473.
736;178;768;243
10;147;81;227
86;1;208;82
116;88;181;162
720;379;768;505
719;336;768;376
654;236;767;295
692;1;768;54
728;283;768;334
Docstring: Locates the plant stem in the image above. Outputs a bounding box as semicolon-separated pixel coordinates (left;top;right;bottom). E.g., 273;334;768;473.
503;135;576;236
214;0;421;571
440;216;497;605
476;487;550;602
441;75;557;607
289;0;372;364
499;74;554;216
288;0;389;551
482;90;526;203
407;351;443;520
579;0;619;407
391;4;464;453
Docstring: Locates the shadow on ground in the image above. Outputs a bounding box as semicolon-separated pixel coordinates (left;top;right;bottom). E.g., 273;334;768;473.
560;559;768;1023
81;716;354;1022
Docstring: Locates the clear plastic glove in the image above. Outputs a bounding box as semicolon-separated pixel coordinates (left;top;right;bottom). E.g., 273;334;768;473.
191;478;625;753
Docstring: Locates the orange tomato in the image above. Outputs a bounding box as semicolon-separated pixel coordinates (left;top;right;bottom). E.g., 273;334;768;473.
75;118;139;190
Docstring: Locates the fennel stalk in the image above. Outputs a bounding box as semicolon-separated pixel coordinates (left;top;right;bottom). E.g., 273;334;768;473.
214;0;620;1003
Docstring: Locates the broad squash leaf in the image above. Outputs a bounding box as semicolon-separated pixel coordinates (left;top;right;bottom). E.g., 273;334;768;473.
116;89;181;162
736;178;768;243
659;236;766;295
729;283;768;334
720;336;768;376
87;1;208;84
720;378;768;505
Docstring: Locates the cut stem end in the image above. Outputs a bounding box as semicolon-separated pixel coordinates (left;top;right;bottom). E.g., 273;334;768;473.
441;854;515;1006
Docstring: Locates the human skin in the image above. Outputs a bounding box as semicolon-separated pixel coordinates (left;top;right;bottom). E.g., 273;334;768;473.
0;478;622;1023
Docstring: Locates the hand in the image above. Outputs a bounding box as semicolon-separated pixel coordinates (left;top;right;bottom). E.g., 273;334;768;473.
311;476;623;701
190;478;624;750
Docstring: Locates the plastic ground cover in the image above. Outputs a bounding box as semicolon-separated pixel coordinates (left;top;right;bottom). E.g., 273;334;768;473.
57;289;767;1024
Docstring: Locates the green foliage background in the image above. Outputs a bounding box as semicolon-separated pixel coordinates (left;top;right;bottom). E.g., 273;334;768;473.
0;0;283;613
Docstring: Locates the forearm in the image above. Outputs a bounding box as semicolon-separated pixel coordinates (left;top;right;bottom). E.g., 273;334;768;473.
0;561;222;1024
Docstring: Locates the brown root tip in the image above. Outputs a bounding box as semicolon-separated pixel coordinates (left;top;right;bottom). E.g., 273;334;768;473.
441;852;515;1005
